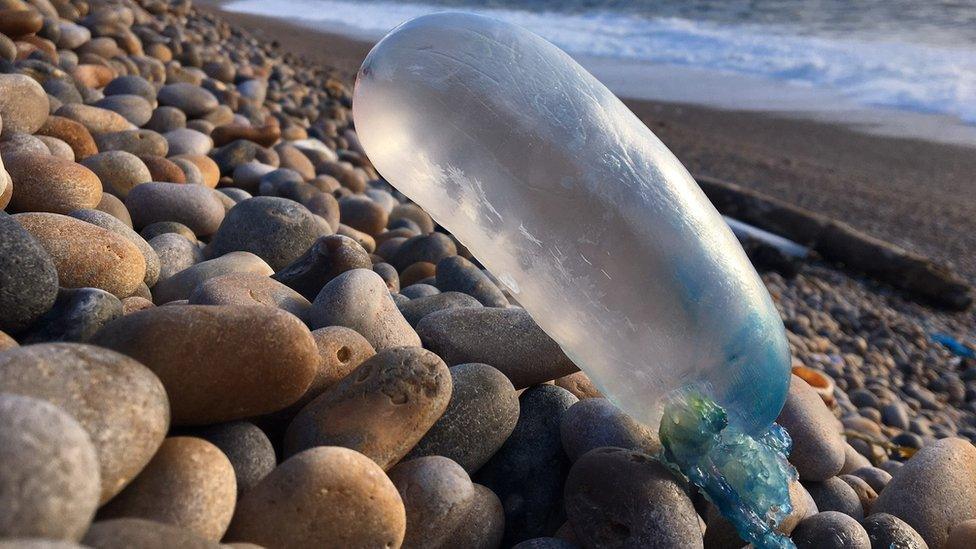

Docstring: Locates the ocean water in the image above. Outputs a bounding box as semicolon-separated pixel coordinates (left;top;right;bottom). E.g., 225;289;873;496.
224;0;976;141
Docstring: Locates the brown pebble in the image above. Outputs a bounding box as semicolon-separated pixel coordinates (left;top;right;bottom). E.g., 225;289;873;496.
93;305;318;425
36;116;98;160
139;155;187;184
56;103;131;135
14;212;145;298
285;346;452;468
121;296;154;315
5;152;102;214
96;192;133;227
389;456;476;549
151;251;272;305
71;64;116;88
212;124;280;148
225;446;406;549
187;272;311;320
0;330;17;351
172;154;220;188
0;9;43;39
400;261;437;287
554;371;603;399
83;518;222;549
98;437;237;541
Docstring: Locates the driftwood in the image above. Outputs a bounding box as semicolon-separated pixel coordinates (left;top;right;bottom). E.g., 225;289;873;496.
696;175;973;311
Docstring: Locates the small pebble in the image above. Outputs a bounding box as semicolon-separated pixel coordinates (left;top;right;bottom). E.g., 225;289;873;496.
272;234;373;301
790;511;871;549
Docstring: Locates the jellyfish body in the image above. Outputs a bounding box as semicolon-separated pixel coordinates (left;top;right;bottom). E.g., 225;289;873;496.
353;12;792;436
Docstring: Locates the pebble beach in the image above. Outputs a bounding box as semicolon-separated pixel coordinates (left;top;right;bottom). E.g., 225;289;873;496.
0;1;975;548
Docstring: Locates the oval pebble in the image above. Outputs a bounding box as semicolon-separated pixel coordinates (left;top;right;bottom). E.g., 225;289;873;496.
0;343;169;503
389;456;476;548
82;518;222;549
125;182;225;236
19;287;121;344
862;513;928;549
36;116;97;160
285;346;452;467
5;152;102;214
188;272;311;320
308;268;421;350
69;208;160;287
0;73;49;137
158;83;218;118
873;437;976;548
406;363;519;473
776;374;846;481
95;130;169;157
398;291;483;327
791;511;870;549
565;447;704;549
55;103;130;135
435;255;508;307
151;251;272;304
93;305;318;425
164;128;213;157
0;394;100;541
193;421;276;495
417;307;579;388
560;398;659;462
98;437;236;540
80;151;151;199
272;234;373;301
14;212;145;298
225;446;406;548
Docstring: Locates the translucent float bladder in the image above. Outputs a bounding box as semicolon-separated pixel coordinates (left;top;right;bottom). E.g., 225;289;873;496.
354;13;796;547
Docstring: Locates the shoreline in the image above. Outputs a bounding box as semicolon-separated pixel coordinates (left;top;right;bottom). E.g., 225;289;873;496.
201;2;976;285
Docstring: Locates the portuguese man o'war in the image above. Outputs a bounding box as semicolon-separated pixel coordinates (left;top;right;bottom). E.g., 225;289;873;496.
354;12;796;548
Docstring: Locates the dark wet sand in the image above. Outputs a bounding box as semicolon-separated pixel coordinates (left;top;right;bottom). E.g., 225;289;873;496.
201;2;976;284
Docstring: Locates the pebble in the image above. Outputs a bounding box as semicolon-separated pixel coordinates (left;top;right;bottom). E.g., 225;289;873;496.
339;194;389;235
475;385;578;544
172;154;219;187
122;296;154;315
125;182;226;236
274;143;315;180
284;346;452;467
804;476;864;520
224;446;406;548
389;456;476;548
104;75;157;104
151;251;272;304
150;232;203;282
95;130;169;157
337;223;377;253
400;261;437;287
98;437;237;541
402;283;441;299
207;196;330;271
435;255;508;307
308;268;422;350
212;124;280;148
565;447;704;548
188;272;311;320
5;152;102;214
82;518;222;549
850;466;892;493
92;305;318;425
862;513;928;549
145;106;187;133
791;511;871;549
553;371;603;399
391;232;458;271
873;437;976;548
164;128;213;156
283;325;376;413
374;261;400;292
560;398;660;462
417;307;579;388
776;374;846;481
398;291;483;327
0;73;48;137
95;193;133;227
142;221;198;243
272;234;373;300
79;151;151;199
158;83;219;118
0;330;16;351
193;421;276;495
407;363;520;473
55;103;130;135
442;483;506;549
231;161;275;193
93;94;154;127
37;135;75;161
0;394;100;542
838;474;878;514
69;208;160;287
139;154;187;184
14;212;145;298
0;211;58;333
0;343;169;503
19;287;122;344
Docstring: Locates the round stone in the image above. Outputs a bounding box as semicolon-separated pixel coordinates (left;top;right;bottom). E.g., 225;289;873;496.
55;103;130;135
5;152;102;214
82;518;222;549
565;447;704;548
14;212;145;298
398;291;483;327
560;398;660;462
125;182;225;236
98;437;237;541
92;305;318;425
389;456;476;548
157;83;218;118
0;343;169;504
207;197;330;271
0;73;49;137
417;307;579;388
0;211;59;333
391;233;457;271
193;421;276;495
284;347;452;468
36;116;98;161
804;476;864;520
776;374;846;481
139;155;187;184
406;363;519;473
80;151;151;199
272;234;372;301
151;251;272;305
163;128;213;157
862;513;928;549
791;511;870;549
149;232;203;283
69;208;160;287
95;130;169;157
104;75;157;104
93;94;153;127
474;385;579;544
435;255;508;307
281;325;376;414
187;272;311;320
19;287;122;344
308;268;421;351
339;195;389;236
0;394;100;541
224;446;406;548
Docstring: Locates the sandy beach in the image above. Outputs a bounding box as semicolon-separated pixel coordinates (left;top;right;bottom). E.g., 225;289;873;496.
201;2;976;285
